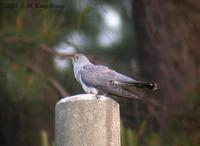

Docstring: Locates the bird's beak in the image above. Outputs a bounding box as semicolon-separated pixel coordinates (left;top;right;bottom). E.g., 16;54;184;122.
55;51;75;59
63;54;75;60
68;54;75;57
68;54;75;59
56;54;74;62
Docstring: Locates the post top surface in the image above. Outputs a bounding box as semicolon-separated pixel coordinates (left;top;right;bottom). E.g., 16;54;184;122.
56;94;112;105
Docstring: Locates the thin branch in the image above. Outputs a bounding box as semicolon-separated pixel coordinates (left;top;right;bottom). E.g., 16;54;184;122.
47;76;69;97
40;43;76;59
27;63;69;97
3;49;69;97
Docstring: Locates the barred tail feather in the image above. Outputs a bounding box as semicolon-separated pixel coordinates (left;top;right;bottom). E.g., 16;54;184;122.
133;81;158;90
119;81;158;91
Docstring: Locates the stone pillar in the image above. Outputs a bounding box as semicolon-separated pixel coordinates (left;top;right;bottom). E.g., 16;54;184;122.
55;94;120;146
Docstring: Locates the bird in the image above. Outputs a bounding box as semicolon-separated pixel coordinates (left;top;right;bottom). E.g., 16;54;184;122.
70;53;158;99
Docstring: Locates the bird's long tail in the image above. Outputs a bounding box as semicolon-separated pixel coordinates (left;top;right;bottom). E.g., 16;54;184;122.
133;81;158;90
108;80;158;99
121;81;158;91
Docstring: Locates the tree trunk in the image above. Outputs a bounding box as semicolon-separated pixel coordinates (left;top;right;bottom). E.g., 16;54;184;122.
133;0;200;108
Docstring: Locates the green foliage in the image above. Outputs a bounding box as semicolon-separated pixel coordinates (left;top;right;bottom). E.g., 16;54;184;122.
40;130;50;146
121;121;197;146
146;133;161;146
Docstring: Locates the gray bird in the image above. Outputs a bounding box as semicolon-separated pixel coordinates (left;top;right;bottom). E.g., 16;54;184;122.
71;54;157;99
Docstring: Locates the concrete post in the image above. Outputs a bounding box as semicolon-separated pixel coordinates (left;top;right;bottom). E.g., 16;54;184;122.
55;94;120;146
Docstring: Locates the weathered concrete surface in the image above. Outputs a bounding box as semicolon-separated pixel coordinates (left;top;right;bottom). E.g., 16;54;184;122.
55;94;120;146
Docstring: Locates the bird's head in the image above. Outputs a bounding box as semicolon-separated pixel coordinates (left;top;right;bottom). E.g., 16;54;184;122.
70;54;93;80
71;53;92;67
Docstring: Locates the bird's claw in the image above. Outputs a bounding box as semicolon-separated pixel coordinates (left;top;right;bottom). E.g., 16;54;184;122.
96;95;102;99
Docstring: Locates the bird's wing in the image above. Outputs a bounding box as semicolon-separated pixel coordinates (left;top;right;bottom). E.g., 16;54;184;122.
80;65;140;98
80;65;135;86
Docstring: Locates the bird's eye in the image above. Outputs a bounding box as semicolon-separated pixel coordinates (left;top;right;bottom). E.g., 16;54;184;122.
74;56;78;60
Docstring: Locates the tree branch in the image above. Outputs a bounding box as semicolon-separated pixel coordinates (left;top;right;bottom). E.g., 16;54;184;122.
27;63;69;97
40;43;75;59
3;49;69;97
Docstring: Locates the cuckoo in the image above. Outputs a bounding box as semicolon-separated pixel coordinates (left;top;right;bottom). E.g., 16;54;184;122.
70;54;157;99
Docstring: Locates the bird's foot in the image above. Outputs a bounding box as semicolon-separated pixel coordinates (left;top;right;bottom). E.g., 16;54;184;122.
96;95;102;99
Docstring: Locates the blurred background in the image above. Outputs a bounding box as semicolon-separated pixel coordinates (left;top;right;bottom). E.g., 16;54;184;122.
0;0;200;146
